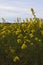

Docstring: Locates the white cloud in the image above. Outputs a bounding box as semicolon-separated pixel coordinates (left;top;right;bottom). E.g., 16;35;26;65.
0;5;27;12
0;5;31;18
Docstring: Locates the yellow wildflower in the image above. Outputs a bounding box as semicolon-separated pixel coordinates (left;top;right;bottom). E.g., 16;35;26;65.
1;31;5;34
2;26;7;30
31;29;35;33
24;36;27;39
17;34;23;38
27;24;30;28
22;24;26;28
29;33;34;38
39;21;42;28
13;56;20;62
24;39;30;43
15;29;21;35
17;39;21;44
35;37;39;41
17;29;21;32
26;39;31;43
21;43;27;49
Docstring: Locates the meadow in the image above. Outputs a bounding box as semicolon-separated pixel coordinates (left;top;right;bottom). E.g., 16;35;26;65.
0;9;43;65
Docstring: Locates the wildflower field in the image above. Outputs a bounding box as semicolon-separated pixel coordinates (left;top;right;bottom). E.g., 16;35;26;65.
0;18;43;65
0;9;43;65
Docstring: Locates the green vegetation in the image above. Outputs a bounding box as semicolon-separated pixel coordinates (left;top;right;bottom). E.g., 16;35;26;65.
0;8;43;65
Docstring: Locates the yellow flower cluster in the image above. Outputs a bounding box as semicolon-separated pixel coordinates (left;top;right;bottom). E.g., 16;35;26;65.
17;39;21;44
0;19;43;65
21;43;27;49
29;33;34;38
13;56;20;62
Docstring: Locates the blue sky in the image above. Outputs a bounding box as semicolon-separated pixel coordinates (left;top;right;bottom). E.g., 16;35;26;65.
0;0;43;22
